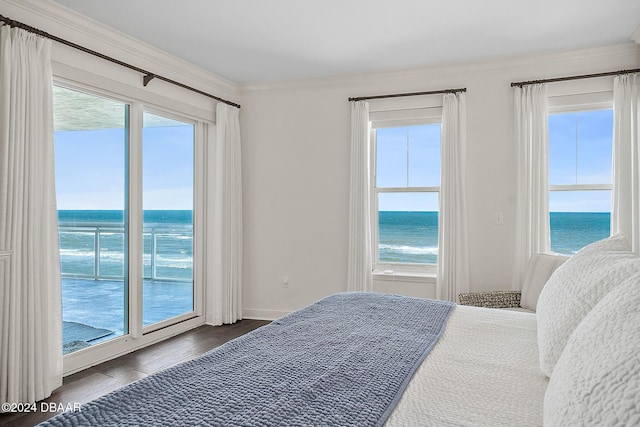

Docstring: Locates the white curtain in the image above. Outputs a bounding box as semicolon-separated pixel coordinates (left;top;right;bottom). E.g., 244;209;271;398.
209;103;243;325
612;73;640;253
347;101;373;292
512;84;550;290
437;92;470;302
0;25;62;405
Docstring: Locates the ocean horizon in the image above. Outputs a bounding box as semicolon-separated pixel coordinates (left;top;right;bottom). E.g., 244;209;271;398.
57;210;611;274
378;210;610;263
58;209;193;224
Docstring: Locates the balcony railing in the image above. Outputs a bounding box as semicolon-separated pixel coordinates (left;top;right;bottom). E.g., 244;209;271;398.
58;222;193;282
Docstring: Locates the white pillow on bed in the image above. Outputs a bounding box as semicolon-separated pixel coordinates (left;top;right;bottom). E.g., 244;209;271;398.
536;234;640;377
520;253;568;311
544;272;640;426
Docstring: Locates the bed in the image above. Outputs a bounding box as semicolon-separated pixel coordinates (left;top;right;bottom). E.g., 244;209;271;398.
40;234;640;426
387;305;545;426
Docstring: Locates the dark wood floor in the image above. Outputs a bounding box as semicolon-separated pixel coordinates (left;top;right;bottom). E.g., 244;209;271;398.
0;319;270;427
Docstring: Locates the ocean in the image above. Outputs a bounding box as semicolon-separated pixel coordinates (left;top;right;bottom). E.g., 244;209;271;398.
58;210;193;281
58;210;610;276
378;211;611;264
549;212;610;255
379;212;439;264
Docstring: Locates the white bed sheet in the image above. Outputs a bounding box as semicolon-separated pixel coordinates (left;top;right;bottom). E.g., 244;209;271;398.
386;305;548;426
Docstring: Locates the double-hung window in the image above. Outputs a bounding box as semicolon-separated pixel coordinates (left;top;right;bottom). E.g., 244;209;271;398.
370;108;441;275
548;93;613;254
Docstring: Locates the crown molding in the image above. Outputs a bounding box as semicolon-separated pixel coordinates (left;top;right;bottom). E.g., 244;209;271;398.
1;0;239;102
4;0;636;99
240;43;640;93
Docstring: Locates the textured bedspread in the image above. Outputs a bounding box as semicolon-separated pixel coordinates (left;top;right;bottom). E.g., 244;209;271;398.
387;305;549;426
41;292;454;427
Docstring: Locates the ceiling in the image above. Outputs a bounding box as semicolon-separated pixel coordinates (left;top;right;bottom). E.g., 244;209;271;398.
52;0;640;84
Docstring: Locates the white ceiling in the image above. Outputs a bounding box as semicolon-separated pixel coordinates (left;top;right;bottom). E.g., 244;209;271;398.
52;0;640;84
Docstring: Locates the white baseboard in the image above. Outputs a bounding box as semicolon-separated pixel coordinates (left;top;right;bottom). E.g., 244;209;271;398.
242;308;291;321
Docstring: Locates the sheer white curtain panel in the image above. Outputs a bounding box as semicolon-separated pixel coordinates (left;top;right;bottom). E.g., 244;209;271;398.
347;101;373;292
512;84;550;290
209;103;243;325
437;92;470;302
0;25;62;405
612;73;640;252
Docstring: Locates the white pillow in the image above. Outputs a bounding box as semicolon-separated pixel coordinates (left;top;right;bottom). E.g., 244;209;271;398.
536;234;639;377
520;253;568;311
544;273;640;426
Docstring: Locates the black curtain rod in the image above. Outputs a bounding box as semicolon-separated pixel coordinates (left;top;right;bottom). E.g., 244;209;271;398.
349;87;466;102
511;68;640;88
0;14;240;109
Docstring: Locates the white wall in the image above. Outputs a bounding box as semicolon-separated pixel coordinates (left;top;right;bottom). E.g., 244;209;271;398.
240;44;640;319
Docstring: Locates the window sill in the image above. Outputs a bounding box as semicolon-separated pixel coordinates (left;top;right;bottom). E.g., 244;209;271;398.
372;270;437;283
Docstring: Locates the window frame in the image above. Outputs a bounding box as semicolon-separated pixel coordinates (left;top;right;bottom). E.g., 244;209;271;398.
547;90;614;252
139;106;202;335
369;112;442;276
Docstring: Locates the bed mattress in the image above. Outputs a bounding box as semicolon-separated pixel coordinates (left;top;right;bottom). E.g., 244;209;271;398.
387;305;548;426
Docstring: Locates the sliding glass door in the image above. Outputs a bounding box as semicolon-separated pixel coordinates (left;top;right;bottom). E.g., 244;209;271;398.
53;86;129;354
53;85;200;355
142;112;195;327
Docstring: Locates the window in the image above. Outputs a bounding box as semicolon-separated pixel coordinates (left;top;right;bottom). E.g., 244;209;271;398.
53;84;203;359
371;121;441;272
548;106;613;254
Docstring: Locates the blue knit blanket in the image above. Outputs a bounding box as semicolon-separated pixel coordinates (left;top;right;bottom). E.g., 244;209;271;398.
41;292;455;427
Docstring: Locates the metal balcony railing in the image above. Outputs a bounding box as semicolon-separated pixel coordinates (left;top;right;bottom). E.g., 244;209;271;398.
58;222;193;282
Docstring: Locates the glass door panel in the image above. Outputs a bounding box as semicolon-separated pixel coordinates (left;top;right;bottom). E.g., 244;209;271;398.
53;85;129;354
142;112;194;326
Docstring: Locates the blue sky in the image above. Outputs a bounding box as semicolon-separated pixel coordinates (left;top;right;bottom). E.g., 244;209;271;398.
55;109;612;214
376;124;441;211
377;109;613;213
54;117;194;211
548;109;612;213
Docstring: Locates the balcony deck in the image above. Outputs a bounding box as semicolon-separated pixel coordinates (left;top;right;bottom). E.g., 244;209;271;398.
59;218;195;353
62;278;193;353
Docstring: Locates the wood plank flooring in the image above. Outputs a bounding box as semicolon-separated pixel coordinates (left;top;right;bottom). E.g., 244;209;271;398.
0;319;270;427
